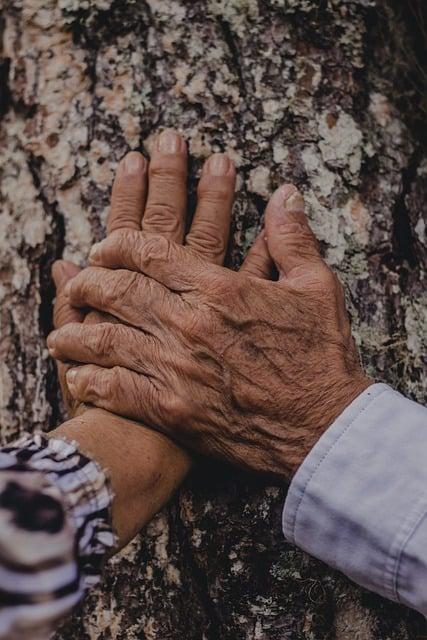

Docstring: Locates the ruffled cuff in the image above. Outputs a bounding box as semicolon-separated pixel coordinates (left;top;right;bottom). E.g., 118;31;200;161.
1;433;115;589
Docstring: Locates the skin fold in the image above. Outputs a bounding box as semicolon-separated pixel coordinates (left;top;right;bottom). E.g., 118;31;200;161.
48;141;372;482
48;129;265;548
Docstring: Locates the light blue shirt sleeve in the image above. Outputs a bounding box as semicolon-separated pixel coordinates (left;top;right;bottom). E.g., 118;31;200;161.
282;383;427;616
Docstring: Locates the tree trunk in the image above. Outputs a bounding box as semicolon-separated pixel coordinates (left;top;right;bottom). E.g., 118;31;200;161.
0;1;426;638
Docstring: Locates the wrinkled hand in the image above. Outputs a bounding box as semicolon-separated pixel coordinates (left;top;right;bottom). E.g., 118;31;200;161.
49;183;371;480
51;129;241;417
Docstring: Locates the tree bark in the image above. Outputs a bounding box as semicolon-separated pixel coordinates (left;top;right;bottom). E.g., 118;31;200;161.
0;1;426;638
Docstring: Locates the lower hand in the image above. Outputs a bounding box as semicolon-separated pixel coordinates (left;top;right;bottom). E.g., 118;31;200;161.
51;129;239;416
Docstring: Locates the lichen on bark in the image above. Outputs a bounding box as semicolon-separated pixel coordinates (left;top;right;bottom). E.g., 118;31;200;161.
0;0;426;638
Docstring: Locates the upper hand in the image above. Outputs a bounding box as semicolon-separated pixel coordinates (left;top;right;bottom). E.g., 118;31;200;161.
49;183;371;479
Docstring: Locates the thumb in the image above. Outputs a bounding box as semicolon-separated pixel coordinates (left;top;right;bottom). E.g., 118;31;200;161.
264;185;322;281
52;260;84;328
239;231;274;279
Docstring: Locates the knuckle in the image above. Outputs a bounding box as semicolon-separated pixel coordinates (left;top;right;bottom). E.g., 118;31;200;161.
281;222;318;251
207;271;237;302
108;228;142;264
149;163;186;184
68;268;99;304
113;228;140;256
245;250;268;273
107;271;140;306
108;214;140;233
144;203;180;234
53;296;71;327
141;234;171;263
186;221;225;258
113;367;140;415
248;248;265;262
90;323;115;356
93;367;115;399
197;180;231;203
112;191;140;213
85;273;108;306
280;221;306;235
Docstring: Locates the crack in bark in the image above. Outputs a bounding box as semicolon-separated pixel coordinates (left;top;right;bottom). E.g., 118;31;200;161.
391;151;420;270
0;58;10;118
0;14;11;118
174;499;224;640
217;17;247;99
27;153;66;428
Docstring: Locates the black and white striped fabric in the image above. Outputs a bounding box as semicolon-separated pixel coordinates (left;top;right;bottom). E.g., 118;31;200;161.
0;434;115;639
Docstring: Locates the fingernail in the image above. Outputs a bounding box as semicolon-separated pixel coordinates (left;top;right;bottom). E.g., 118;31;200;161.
89;242;102;263
48;347;56;358
280;184;297;201
158;129;181;154
124;152;144;174
284;191;304;212
66;368;77;387
206;154;231;176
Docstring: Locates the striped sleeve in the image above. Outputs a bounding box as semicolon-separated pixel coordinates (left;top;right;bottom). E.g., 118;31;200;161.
0;434;115;640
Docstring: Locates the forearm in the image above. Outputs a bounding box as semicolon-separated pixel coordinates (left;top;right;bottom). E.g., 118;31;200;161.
51;408;192;550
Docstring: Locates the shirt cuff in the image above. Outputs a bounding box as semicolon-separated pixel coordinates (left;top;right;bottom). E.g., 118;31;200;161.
282;383;427;616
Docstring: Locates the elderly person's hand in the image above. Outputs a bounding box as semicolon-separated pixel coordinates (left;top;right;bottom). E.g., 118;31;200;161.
49;181;371;481
51;129;238;417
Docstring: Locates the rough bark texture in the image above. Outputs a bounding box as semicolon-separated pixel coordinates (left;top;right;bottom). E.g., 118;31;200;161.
0;1;426;638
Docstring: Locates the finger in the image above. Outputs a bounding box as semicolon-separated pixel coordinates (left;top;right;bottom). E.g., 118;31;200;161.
64;265;182;327
47;322;156;375
142;129;187;242
89;231;212;293
107;152;148;234
264;185;322;281
64;364;155;423
52;260;84;328
239;232;274;279
186;154;235;264
84;310;119;325
51;260;85;416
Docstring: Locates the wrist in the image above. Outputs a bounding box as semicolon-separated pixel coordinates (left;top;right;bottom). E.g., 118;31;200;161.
287;374;374;479
52;408;192;547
